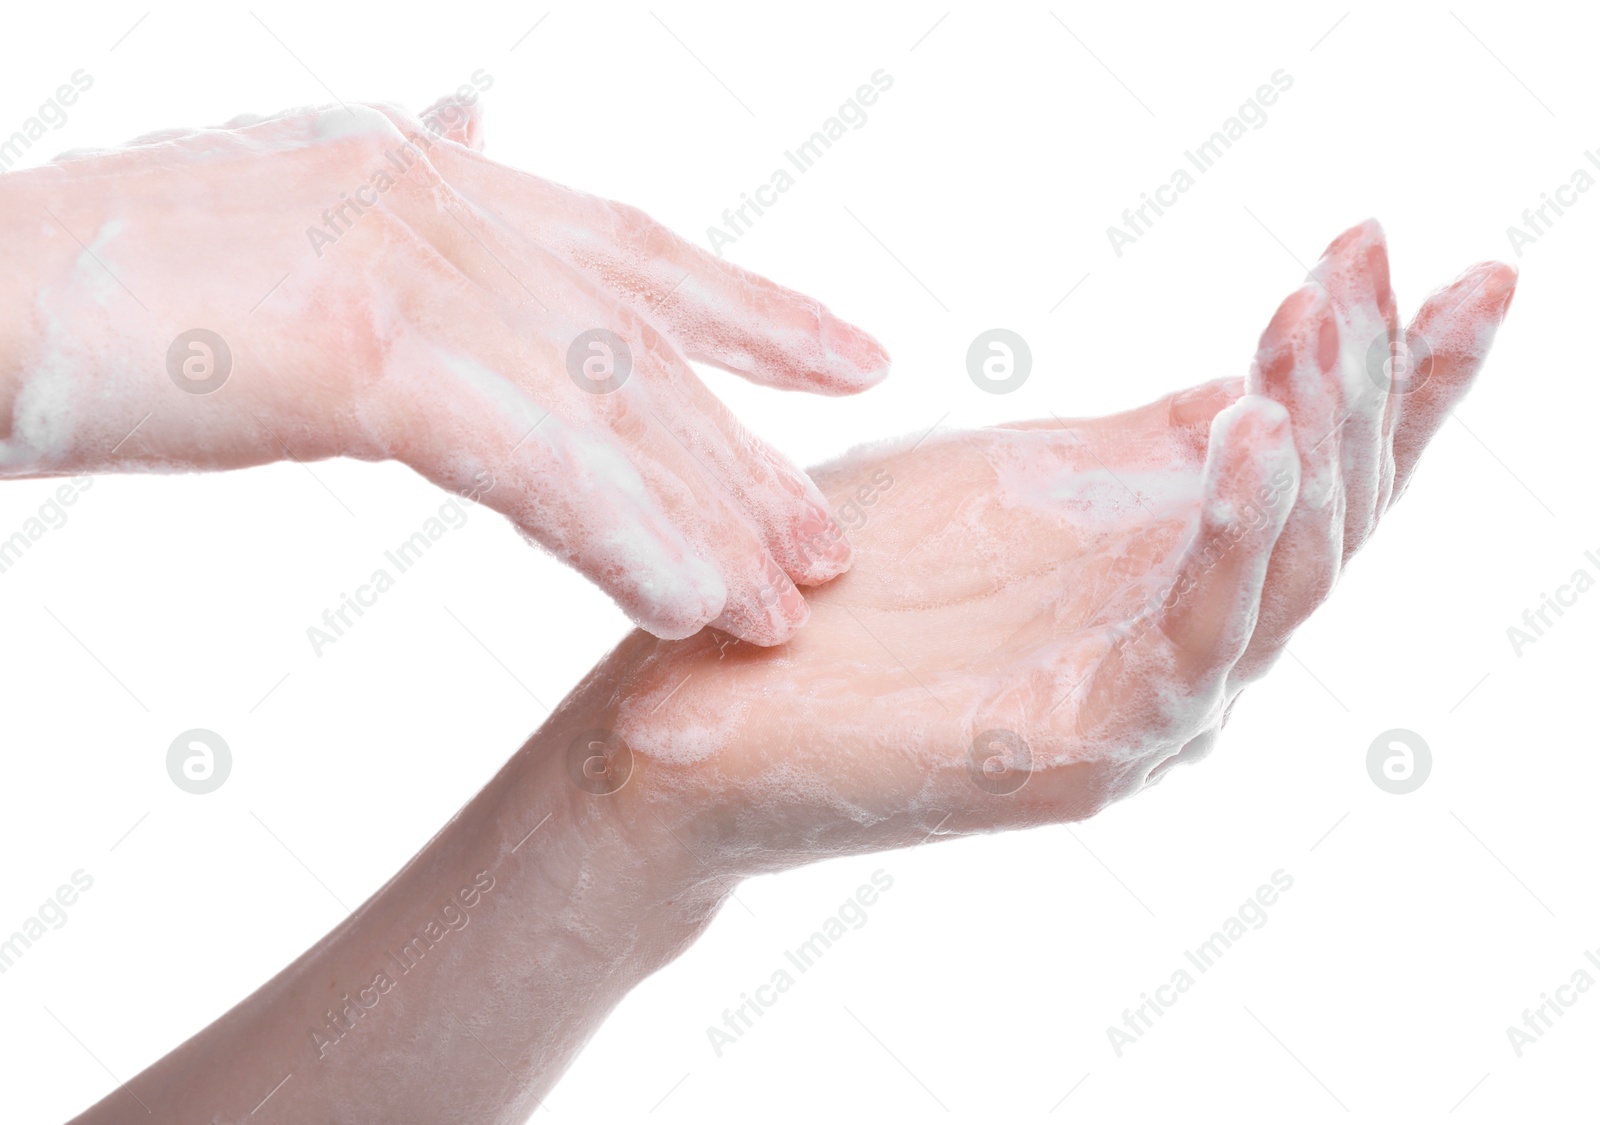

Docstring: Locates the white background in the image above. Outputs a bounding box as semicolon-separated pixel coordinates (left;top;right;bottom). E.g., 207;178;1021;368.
0;2;1593;1121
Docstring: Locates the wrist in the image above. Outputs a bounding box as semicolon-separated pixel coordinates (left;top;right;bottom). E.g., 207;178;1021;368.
0;153;376;481
81;658;734;1124
0;168;54;472
465;661;736;980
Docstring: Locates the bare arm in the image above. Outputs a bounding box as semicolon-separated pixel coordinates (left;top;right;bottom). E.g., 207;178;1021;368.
67;221;1515;1123
0;93;889;644
68;663;720;1125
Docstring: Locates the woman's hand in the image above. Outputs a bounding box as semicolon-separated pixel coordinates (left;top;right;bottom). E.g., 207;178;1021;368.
596;221;1516;872
63;222;1515;1125
0;92;887;644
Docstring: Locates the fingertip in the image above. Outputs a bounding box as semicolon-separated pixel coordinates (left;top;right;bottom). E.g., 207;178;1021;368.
1315;217;1386;268
1312;219;1392;322
415;91;486;150
1259;285;1318;346
1389;259;1515;502
818;312;891;394
1432;259;1517;312
1208;395;1299;516
628;557;726;641
1152;407;1294;673
1232;391;1293;433
1253;396;1297;460
1477;260;1519;315
1215;392;1293;460
1167;377;1244;429
782;498;855;586
711;551;810;646
1409;260;1519;366
744;589;811;646
1250;286;1331;397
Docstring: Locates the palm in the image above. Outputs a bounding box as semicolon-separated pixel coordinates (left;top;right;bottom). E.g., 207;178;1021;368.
607;223;1516;872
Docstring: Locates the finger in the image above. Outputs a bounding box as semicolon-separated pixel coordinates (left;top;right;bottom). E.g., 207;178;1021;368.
1388;260;1517;507
1154;376;1249;467
541;339;814;647
567;321;820;643
562;198;892;394
386;346;809;646
586;392;814;645
358;102;868;592
380;165;816;646
1144;726;1218;786
1307;219;1399;559
1148;396;1298;673
626;401;815;646
1373;298;1406;520
360;112;890;395
413;93;487;151
998;375;1243;453
1165;376;1247;432
1233;284;1347;683
641;365;855;586
707;545;810;644
371;357;728;641
1071;395;1297;749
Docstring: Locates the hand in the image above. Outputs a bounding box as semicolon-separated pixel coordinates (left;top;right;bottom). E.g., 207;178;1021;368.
597;221;1516;869
67;223;1515;1125
0;92;887;643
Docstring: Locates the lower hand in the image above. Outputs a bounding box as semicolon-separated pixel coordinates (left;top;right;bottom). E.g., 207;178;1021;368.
592;221;1516;872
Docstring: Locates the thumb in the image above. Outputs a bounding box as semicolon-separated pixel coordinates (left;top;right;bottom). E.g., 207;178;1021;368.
415;91;488;151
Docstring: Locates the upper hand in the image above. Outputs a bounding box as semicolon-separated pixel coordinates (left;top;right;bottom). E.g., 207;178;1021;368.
0;92;887;643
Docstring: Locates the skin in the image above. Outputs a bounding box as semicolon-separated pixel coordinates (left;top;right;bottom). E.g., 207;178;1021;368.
65;223;1516;1123
0;92;889;645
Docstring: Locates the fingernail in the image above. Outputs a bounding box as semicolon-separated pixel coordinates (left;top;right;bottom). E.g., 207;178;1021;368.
1481;263;1518;317
760;549;809;635
1315;303;1340;375
821;312;891;389
1366;240;1393;311
711;550;810;645
789;500;853;583
1316;217;1384;269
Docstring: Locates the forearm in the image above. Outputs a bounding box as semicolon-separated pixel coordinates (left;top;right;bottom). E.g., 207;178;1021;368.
70;649;727;1125
0;161;172;478
0;152;383;481
0;166;56;468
